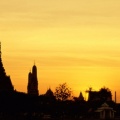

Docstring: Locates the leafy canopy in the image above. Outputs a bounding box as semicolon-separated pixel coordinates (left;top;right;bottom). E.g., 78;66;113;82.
54;83;72;101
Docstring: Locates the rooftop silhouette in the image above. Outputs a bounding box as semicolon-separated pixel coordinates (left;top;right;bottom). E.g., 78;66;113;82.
0;42;119;120
0;42;14;92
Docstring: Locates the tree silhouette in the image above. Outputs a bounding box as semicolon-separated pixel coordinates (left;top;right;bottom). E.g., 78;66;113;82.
54;83;72;101
99;87;112;101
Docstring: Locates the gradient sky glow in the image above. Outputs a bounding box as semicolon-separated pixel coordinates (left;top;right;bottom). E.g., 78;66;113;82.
1;0;120;102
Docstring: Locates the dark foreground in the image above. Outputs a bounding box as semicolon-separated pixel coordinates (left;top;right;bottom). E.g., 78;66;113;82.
0;91;120;120
0;113;120;120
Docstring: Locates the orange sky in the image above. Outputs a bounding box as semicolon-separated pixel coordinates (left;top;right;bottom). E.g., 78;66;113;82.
0;0;120;102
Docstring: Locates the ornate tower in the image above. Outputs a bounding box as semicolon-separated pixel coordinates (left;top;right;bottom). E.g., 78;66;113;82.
27;64;39;96
0;42;14;92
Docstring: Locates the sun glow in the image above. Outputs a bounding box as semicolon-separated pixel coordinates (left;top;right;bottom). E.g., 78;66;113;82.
1;0;120;102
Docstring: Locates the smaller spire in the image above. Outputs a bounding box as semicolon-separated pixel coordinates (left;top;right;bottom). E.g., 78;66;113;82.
78;92;84;101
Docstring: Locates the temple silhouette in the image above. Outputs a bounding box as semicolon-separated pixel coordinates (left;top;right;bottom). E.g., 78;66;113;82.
0;42;14;92
27;64;39;96
0;42;120;120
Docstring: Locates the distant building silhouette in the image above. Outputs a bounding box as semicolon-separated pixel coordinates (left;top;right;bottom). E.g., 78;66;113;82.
0;42;14;92
78;92;84;101
73;92;84;101
86;87;112;101
45;88;54;97
27;64;39;96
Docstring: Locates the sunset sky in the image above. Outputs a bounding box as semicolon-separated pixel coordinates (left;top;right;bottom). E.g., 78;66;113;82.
0;0;120;102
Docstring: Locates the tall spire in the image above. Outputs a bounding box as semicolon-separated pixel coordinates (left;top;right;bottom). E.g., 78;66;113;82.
28;63;39;96
0;42;14;92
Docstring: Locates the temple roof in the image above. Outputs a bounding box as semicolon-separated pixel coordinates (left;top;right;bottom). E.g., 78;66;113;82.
95;103;115;112
0;42;6;78
0;42;14;92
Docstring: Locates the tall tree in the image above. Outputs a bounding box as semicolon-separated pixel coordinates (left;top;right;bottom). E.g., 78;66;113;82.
54;83;72;101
